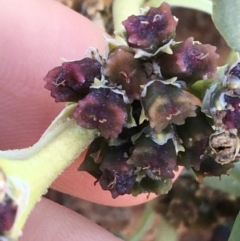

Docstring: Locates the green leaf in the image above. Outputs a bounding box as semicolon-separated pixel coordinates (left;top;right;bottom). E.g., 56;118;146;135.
229;211;240;241
212;0;240;52
156;217;177;241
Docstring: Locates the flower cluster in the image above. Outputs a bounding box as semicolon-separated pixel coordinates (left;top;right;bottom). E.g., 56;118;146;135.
44;2;239;198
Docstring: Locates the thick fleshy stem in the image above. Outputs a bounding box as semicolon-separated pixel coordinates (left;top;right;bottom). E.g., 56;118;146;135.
0;105;97;240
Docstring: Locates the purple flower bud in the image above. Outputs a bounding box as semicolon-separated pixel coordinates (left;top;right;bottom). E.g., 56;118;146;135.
222;95;240;130
98;143;136;198
80;138;136;198
157;37;219;83
73;88;127;138
122;2;177;52
141;81;196;132
0;198;17;233
128;136;177;179
104;46;148;102
44;58;101;102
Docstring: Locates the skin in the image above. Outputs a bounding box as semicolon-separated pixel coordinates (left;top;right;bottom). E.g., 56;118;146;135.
0;0;182;240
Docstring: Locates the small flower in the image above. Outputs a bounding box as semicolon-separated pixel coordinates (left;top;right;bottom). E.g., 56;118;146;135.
141;80;196;132
122;2;177;52
104;46;148;102
81;139;135;198
128;135;177;179
156;37;219;83
44;58;102;102
73;88;127;138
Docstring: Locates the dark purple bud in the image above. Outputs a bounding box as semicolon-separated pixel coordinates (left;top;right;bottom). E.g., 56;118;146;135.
104;46;148;102
157;37;219;83
44;58;101;102
128;136;177;179
176;109;214;170
122;2;177;52
142;81;196;132
0;198;17;233
222;95;240;130
73;88;127;138
98;143;136;198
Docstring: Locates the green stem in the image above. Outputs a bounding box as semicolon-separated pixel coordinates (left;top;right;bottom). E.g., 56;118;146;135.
188;79;215;100
128;200;156;241
0;104;97;240
156;216;178;241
